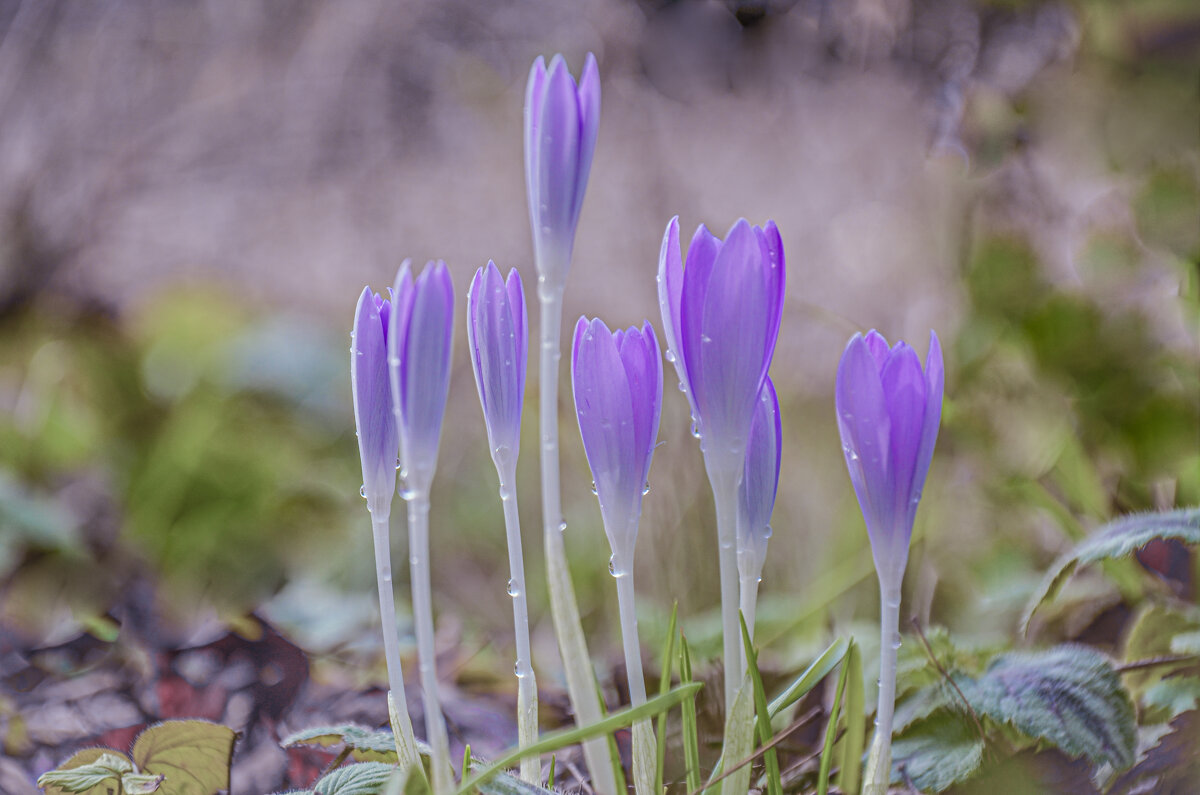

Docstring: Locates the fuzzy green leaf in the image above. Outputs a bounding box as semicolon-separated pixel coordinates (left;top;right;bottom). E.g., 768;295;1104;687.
960;645;1136;769
1022;507;1200;632
122;772;166;793
37;753;133;794
890;713;985;792
474;771;557;794
312;762;399;795
281;724;429;763
132;719;236;795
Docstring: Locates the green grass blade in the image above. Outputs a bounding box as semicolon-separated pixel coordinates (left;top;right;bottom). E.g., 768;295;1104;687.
594;677;627;795
767;637;850;719
679;633;702;794
456;683;702;795
816;655;851;795
837;641;865;795
740;615;782;795
546;755;555;789
656;601;679;794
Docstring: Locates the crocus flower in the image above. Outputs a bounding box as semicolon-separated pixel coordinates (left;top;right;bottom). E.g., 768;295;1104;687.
657;216;785;469
525;53;600;288
737;377;781;587
467;262;527;465
351;287;399;517
571;316;662;568
389;260;455;495
835;329;943;586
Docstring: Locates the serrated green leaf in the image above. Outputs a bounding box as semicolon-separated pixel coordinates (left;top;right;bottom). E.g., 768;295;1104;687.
960;645;1136;769
281;724;423;763
131;719;236;795
890;712;984;792
474;770;556;794
893;684;952;734
1022;507;1200;632
312;762;398;795
37;754;132;794
1142;676;1200;720
122;772;166;793
38;750;133;795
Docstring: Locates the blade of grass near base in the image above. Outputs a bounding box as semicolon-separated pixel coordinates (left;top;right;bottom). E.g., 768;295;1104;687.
593;678;628;795
679;634;702;793
836;641;864;795
456;683;702;795
816;653;851;795
740;615;782;795
767;637;850;719
656;602;679;793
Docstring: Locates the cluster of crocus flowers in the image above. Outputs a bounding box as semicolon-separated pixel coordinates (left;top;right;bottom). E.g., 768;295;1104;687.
836;329;943;795
465;262;539;783
351;260;456;794
572;316;662;795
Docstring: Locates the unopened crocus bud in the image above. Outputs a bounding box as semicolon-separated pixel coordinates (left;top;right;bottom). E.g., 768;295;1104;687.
737;377;781;584
389;260;455;495
525;53;600;289
836;330;943;586
351;287;399;517
467;262;527;467
571;317;662;570
657;216;785;470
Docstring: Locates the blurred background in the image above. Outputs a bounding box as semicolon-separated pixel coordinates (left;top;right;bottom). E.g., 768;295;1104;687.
0;0;1196;789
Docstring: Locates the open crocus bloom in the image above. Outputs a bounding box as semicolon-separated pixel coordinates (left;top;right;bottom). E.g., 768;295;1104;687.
388;260;455;495
657;216;785;470
524;53;600;288
571;316;662;568
466;262;527;466
836;329;943;586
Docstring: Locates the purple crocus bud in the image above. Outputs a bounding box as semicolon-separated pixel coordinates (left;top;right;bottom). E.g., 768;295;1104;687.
389;260;455;495
836;330;943;586
351;287;399;517
571;316;662;567
524;53;600;288
657;216;785;469
467;262;528;466
737;377;781;581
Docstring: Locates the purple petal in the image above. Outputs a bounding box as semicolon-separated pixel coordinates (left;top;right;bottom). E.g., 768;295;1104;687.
616;323;662;488
400;261;455;479
879;343;926;551
864;329;891;370
536;56;582;251
572;52;601;225
388;261;415;431
835;334;891;551
740;377;781;536
506;268;528;417
678;224;721;429
908;331;943;526
468;262;523;454
755;221;786;376
352;286;399;515
523;56;547;217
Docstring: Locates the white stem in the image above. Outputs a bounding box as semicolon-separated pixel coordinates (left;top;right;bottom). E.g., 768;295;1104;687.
705;460;743;713
864;580;902;795
537;282;615;795
615;567;656;795
406;492;454;795
369;512;420;770
739;573;760;653
498;467;539;784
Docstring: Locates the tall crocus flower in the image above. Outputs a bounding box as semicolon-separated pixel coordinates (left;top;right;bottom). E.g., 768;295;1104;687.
388;260;455;795
466;262;538;784
524;52;612;794
657;215;785;711
571;316;661;795
736;377;781;645
525;53;600;290
836;329;943;795
350;288;420;772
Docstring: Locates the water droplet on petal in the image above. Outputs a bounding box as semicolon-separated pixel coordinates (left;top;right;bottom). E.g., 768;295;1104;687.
514;661;522;677
642;482;651;496
690;421;702;439
608;555;618;576
558;521;568;533
590;481;598;495
664;350;676;363
359;485;367;499
507;579;518;597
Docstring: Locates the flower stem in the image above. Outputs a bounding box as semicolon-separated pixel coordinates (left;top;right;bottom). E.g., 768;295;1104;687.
369;512;420;771
863;580;902;795
406;491;454;795
498;468;539;784
614;567;656;795
705;459;743;714
537;281;615;795
738;574;759;653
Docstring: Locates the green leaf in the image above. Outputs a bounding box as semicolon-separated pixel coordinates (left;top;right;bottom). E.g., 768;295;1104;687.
678;633;702;794
312;762;399;795
122;772;167;793
960;645;1136;769
37;753;133;794
1022;507;1200;632
655;602;678;795
281;724;425;763
837;640;865;795
1122;603;1200;702
1142;676;1200;720
890;712;985;792
893;684;952;734
740;615;781;795
767;636;850;719
456;682;702;795
131;719;237;795
474;770;556;794
816;653;850;795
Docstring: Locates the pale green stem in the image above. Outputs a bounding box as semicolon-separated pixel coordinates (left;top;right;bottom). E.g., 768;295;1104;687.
537;280;615;795
370;512;420;770
614;564;656;795
704;459;743;713
738;573;760;653
863;580;902;795
497;464;539;784
406;491;454;795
